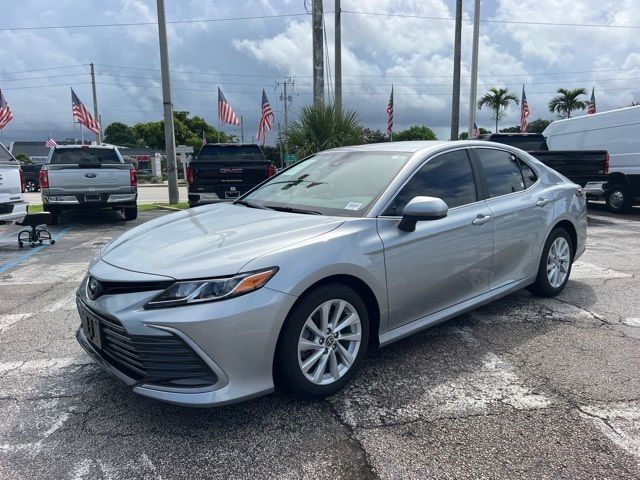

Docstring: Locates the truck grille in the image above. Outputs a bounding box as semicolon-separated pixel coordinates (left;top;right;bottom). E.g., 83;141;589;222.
79;301;217;388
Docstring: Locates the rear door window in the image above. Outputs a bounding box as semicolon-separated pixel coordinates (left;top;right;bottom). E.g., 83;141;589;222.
197;145;264;162
50;148;121;165
517;158;538;188
475;149;525;198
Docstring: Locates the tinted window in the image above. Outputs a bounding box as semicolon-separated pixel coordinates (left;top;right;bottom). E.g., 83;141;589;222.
476;149;525;198
518;158;538;188
384;150;477;216
50;148;121;165
485;135;548;151
197;145;264;162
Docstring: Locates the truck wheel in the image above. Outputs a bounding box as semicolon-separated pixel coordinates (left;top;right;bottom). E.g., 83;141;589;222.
25;180;38;192
44;207;59;225
124;205;138;221
606;185;631;213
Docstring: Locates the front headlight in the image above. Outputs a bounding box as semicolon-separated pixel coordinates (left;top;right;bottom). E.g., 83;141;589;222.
144;267;278;309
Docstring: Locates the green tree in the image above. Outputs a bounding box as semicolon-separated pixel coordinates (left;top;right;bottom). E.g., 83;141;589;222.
104;122;137;146
393;125;437;141
528;118;552;133
548;88;588;118
363;128;389;143
459;127;491;140
477;87;519;132
286;104;365;157
15;153;31;165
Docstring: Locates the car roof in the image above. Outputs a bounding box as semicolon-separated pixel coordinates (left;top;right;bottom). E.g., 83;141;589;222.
326;140;515;155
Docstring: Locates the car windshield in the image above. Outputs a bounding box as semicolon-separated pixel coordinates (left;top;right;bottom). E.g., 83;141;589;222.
241;150;410;217
50;148;121;165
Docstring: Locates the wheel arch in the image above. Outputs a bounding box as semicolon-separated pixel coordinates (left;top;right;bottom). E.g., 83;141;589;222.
607;172;630;187
272;274;382;380
551;219;577;259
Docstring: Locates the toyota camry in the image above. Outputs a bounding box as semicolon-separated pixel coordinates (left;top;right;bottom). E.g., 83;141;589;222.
76;141;586;406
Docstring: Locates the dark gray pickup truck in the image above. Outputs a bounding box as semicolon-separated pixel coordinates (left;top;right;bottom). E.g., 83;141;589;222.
480;133;612;208
187;144;276;207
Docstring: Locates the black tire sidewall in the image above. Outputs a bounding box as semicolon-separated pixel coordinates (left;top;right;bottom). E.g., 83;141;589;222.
276;284;369;397
606;185;630;213
532;228;574;296
124;206;138;220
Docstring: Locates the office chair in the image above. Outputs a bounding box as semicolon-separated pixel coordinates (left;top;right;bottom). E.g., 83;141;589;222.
16;212;55;248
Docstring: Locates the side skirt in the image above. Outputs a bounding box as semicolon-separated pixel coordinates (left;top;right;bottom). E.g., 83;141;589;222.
379;274;537;347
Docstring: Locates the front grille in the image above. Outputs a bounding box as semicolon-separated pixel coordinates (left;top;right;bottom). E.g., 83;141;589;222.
79;301;217;388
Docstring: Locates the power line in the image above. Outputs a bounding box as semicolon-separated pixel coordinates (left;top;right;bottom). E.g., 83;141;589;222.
2;82;91;90
0;64;87;76
0;12;312;32
342;10;640;29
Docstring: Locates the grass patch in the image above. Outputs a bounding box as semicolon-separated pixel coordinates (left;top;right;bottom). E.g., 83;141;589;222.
139;202;190;212
27;204;43;213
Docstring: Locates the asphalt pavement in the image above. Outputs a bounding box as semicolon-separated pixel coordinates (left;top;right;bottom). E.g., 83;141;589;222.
0;206;639;479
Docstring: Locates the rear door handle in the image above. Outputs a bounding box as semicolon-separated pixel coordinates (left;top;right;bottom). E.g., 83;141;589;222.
536;197;551;207
472;214;492;226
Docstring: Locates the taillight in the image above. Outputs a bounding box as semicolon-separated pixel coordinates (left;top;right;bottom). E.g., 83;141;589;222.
39;169;49;189
187;166;196;185
20;169;25;193
130;169;138;187
575;187;585;198
604;153;610;174
267;163;276;177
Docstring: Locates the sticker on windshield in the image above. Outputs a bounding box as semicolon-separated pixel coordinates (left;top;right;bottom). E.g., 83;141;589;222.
344;202;362;210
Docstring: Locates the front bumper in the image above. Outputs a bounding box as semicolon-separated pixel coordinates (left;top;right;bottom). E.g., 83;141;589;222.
75;262;297;407
583;181;608;198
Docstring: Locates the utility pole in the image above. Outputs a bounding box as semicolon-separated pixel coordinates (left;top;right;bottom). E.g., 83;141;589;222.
277;78;294;153
156;0;179;205
240;116;244;143
334;0;342;110
450;0;462;140
312;0;324;107
467;0;481;138
90;63;101;144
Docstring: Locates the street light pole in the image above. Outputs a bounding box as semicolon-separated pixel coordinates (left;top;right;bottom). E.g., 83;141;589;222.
467;0;481;137
312;0;324;107
156;0;179;205
335;0;342;110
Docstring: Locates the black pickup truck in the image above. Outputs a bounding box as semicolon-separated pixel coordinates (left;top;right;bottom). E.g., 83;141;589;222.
21;164;43;192
187;144;276;207
480;133;611;204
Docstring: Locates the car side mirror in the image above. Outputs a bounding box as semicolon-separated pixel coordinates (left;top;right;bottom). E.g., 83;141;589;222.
398;196;448;232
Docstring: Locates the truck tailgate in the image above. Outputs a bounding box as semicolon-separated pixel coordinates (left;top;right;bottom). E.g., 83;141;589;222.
47;164;132;193
191;161;269;198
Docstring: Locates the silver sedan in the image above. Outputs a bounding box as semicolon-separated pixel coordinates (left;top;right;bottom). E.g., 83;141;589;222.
76;141;586;406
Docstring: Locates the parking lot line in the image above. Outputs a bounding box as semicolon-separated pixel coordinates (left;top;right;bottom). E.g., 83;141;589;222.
0;226;73;275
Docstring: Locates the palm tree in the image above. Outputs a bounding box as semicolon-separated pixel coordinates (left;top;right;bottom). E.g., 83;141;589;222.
477;87;519;132
286;104;365;157
548;88;588;118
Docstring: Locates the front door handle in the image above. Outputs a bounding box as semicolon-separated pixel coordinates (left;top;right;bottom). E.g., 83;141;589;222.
536;197;551;207
472;214;492;226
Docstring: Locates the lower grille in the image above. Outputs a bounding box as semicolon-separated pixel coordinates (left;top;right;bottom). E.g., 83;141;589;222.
79;301;217;388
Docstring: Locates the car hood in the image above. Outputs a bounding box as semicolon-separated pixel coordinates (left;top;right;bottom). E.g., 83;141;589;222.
100;203;345;279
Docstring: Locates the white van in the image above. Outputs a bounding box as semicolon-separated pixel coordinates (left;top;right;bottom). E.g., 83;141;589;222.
0;142;27;224
543;105;640;212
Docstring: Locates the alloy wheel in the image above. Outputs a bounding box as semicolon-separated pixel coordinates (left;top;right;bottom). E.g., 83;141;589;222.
297;299;362;385
609;190;624;209
546;237;571;288
26;181;37;192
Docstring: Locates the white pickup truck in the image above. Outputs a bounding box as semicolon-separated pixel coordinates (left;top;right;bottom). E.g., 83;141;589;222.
40;145;138;224
0;142;27;224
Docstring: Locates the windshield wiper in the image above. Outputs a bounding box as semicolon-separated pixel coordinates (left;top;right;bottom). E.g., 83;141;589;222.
234;199;272;210
264;205;323;215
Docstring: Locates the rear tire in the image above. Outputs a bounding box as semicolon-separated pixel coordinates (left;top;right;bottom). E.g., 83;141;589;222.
124;205;138;221
275;284;369;398
606;184;631;213
528;227;573;297
44;207;59;225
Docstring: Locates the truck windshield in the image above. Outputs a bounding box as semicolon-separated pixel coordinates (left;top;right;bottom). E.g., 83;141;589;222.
50;148;121;165
197;145;264;162
241;151;410;217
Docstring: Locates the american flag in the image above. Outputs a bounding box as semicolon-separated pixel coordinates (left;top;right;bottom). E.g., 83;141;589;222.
71;88;101;134
256;89;274;144
587;87;596;115
45;136;58;148
386;86;394;135
0;89;14;130
520;85;530;133
218;87;240;126
471;122;481;139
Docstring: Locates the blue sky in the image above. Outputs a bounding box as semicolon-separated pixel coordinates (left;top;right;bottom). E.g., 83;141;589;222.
1;0;638;144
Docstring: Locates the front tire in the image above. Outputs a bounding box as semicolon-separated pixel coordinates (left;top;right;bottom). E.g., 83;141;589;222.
528;227;573;297
606;184;631;213
276;284;369;398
